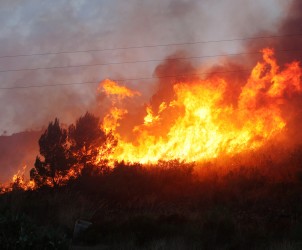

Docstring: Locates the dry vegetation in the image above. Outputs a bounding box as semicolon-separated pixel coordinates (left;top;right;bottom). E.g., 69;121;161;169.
2;146;302;249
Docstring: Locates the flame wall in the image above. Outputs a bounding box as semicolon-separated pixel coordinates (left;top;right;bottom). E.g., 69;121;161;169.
98;48;302;164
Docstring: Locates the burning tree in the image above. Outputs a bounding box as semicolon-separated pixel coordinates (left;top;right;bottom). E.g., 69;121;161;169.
30;118;71;187
68;112;106;174
29;114;110;187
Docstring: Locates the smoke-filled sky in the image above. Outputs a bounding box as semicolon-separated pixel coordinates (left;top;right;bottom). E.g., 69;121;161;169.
0;0;290;135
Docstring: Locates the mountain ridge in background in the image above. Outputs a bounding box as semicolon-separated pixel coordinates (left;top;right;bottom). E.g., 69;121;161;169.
0;130;41;183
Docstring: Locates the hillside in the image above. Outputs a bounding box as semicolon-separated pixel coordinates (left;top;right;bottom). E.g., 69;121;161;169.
0;131;41;184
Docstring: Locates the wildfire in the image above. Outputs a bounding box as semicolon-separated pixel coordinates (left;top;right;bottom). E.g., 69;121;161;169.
98;48;301;164
4;48;302;192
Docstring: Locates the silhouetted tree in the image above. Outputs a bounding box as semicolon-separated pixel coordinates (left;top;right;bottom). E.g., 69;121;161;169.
30;118;71;187
68;112;106;172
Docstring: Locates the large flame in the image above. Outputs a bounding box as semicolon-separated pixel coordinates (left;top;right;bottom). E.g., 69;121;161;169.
98;48;301;164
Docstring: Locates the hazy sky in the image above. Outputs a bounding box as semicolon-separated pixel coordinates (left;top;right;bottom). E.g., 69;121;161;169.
0;0;289;134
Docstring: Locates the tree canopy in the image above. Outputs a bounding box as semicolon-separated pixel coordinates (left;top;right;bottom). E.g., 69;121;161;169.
30;113;109;187
30;118;71;187
69;112;106;167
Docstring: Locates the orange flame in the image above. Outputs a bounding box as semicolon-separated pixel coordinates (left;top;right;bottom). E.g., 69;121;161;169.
100;79;140;99
98;48;301;164
8;165;36;191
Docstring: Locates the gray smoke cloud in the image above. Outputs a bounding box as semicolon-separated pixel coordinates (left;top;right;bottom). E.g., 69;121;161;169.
0;0;286;134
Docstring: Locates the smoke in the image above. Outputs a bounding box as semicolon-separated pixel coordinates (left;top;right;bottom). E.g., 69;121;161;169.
245;0;302;64
273;0;302;63
244;0;302;146
0;0;286;134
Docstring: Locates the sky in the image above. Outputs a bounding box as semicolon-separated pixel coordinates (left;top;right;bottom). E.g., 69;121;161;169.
0;0;290;135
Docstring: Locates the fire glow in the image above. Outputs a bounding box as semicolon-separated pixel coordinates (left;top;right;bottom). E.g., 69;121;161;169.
98;48;301;164
4;48;302;191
